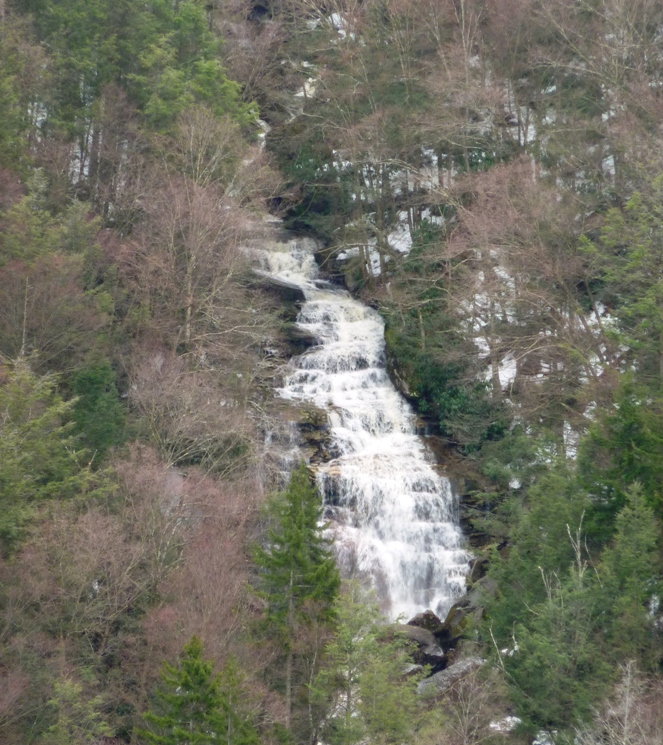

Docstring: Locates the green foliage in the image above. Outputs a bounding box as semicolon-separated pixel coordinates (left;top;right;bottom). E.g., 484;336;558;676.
17;0;255;134
0;177;100;266
71;360;125;459
252;464;339;737
253;463;340;637
138;636;258;745
477;428;542;492
383;297;506;449
485;466;589;639
0;17;48;168
377;221;510;449
0;359;108;554
504;561;610;733
313;583;422;745
578;378;663;536
44;677;111;745
581;177;663;382
131;36;255;131
274;127;352;240
598;484;662;663
485;462;662;735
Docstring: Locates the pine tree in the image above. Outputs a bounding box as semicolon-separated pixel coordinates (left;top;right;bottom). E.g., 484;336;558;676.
312;583;421;745
44;677;111;745
253;463;340;728
71;360;125;460
599;484;662;663
0;359;107;555
137;636;258;745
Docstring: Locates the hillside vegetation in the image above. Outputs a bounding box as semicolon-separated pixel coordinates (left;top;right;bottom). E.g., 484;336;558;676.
1;1;663;744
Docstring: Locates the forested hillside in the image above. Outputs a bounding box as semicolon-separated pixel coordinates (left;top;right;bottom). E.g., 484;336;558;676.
1;1;663;744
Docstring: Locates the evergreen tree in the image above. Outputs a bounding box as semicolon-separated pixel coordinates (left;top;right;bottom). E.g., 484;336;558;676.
71;360;125;460
44;677;111;745
599;484;662;664
0;359;106;555
503;562;610;734
137;636;258;745
16;0;255;135
253;463;340;727
581;178;663;384
578;378;663;535
313;583;421;745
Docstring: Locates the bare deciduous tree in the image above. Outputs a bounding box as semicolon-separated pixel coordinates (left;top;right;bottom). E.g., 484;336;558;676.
576;662;663;745
129;351;255;476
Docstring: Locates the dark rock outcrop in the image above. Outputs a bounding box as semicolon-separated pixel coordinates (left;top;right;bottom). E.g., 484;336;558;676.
407;609;445;635
252;270;306;303
467;555;489;583
284;323;318;351
392;623;445;669
297;407;333;464
417;657;485;696
437;576;498;648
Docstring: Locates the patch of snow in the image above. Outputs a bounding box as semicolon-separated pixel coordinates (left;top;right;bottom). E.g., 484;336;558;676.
493;264;516;290
388;222;413;253
563;421;579;460
328;12;355;40
500;642;519;657
499;354;518;388
533;731;557;745
474;336;490;356
490;716;521;733
295;77;317;98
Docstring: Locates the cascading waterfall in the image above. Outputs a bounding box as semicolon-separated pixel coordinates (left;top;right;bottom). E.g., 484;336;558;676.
255;235;470;621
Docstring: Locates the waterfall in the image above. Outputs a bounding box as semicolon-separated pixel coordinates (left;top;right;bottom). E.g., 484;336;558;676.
254;234;470;621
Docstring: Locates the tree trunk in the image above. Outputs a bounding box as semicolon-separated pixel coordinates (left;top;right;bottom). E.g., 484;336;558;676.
184;264;194;349
285;569;294;728
418;308;426;351
489;299;502;398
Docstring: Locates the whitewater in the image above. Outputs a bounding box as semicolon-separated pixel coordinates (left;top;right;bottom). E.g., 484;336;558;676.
255;234;470;621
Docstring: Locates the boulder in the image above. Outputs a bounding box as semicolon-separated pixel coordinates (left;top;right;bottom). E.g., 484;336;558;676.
297;408;335;463
252;271;306;303
417;657;485;696
407;610;444;635
402;663;424;678
284;324;319;350
467;555;489;583
466;575;498;608
392;624;445;668
437;576;498;648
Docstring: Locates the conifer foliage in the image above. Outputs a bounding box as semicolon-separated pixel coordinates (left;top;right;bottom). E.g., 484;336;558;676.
253;463;340;631
137;636;258;745
253;463;340;729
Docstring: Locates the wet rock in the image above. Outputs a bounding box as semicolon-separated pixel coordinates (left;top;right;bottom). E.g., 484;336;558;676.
285;324;319;351
407;610;445;635
297;407;332;464
385;356;413;398
252;271;305;303
466;575;498;608
301;428;327;443
393;624;445;668
437;576;498;648
417;657;485;696
468;555;489;583
298;407;329;429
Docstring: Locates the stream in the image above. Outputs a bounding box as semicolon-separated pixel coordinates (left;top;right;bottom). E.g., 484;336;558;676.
255;232;470;621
